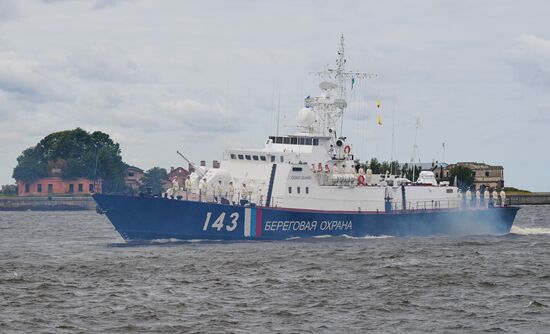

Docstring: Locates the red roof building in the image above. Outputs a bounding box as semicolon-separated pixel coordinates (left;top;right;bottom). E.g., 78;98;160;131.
167;167;190;189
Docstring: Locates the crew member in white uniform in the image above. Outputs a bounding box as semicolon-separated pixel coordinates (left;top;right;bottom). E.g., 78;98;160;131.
215;180;223;203
184;176;192;200
228;181;235;204
241;183;248;204
500;190;506;207
200;178;208;202
171;177;179;198
483;189;490;207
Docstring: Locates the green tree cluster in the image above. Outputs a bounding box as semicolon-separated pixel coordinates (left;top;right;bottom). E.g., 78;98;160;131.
12;128;128;193
448;165;475;190
140;167;169;195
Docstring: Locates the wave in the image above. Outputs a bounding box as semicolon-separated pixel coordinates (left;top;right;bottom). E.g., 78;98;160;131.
341;234;394;240
510;226;550;235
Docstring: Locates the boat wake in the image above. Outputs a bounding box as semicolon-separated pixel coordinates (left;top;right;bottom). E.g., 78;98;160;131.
341;234;394;240
510;226;550;235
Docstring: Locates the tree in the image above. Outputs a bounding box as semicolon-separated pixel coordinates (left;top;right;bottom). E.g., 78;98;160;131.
448;165;475;190
368;158;382;174
402;164;422;181
12;128;128;193
140;167;168;195
0;184;17;195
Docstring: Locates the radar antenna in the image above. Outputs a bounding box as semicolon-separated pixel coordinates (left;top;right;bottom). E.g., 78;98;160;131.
306;35;377;136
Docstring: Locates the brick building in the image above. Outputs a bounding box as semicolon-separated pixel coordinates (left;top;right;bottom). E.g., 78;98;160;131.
167;167;191;189
17;177;101;196
124;166;145;192
445;162;504;190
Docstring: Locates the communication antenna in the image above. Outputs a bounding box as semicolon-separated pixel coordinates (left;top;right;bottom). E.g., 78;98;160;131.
390;100;396;174
276;91;281;137
410;117;421;181
308;34;377;136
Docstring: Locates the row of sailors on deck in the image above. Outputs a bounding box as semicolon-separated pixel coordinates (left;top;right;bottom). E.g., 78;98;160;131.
460;189;507;207
180;177;259;204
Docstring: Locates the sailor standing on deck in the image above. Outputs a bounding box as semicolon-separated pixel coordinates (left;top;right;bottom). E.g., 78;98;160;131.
171;177;179;198
240;183;248;205
228;181;235;204
184;176;191;200
200;178;208;202
215;180;223;203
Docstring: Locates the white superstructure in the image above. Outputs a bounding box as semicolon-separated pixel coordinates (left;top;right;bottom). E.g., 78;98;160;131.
184;36;461;212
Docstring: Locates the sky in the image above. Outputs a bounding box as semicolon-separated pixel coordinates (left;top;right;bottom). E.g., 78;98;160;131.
0;0;549;191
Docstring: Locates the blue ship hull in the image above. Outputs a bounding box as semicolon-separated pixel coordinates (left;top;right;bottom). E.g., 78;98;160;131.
93;194;519;241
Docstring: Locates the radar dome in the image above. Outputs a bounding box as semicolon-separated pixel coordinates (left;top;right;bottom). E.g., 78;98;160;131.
297;107;315;127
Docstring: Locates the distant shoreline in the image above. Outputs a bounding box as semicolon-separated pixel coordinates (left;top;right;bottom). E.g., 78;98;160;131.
0;196;96;211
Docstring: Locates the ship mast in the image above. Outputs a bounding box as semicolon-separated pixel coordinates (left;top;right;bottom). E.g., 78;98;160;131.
308;35;377;137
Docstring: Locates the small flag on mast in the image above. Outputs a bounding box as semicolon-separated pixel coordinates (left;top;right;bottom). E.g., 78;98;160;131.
376;100;381;125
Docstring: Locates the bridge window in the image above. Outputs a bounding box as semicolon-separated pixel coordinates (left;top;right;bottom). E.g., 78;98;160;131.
297;187;301;194
288;187;292;194
260;156;266;161
291;137;297;144
253;155;259;161
305;138;312;145
245;155;251;160
283;137;290;144
230;154;236;159
306;187;309;194
275;137;283;144
280;156;284;163
298;138;305;145
270;155;275;162
313;138;319;145
238;154;244;160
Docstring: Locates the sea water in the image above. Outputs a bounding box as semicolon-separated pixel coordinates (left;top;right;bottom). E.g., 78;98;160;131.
1;206;550;333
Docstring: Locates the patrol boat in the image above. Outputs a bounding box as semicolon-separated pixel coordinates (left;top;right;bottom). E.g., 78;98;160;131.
94;36;519;241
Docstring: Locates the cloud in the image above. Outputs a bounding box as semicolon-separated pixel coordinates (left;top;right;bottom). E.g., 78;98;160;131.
66;47;142;82
0;52;75;104
0;52;50;101
506;34;550;88
0;0;18;22
160;99;242;133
